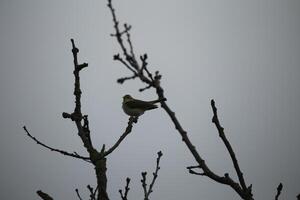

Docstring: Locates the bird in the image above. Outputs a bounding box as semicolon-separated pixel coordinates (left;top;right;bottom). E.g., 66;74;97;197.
122;94;166;116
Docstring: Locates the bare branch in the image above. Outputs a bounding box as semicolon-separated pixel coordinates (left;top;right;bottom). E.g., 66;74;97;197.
275;183;283;200
141;172;148;200
93;185;99;199
117;74;137;84
37;190;53;200
75;189;83;200
157;97;249;195
87;185;97;200
140;54;154;82
107;1;254;199
211;99;249;193
188;169;205;176
105;117;138;156
139;85;152;92
108;0;155;86
68;39;109;200
187;166;205;176
186;165;200;169
141;151;163;200
110;23;131;37
113;53;137;75
119;177;131;200
124;23;136;62
107;0;130;63
23;126;91;162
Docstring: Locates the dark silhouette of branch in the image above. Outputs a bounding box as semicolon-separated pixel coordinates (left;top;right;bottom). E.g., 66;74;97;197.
24;1;295;199
117;74;137;84
211;99;251;195
141;151;163;200
275;183;283;200
23;126;90;162
64;39;109;200
124;24;136;62
37;190;53;200
66;39;137;200
297;193;300;200
105;117;137;156
107;1;253;199
75;189;83;200
186;165;205;176
119;178;131;200
26;37;142;200
113;53;137;75
87;185;97;200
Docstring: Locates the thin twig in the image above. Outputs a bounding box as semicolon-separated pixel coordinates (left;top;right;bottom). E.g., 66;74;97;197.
108;0;154;86
117;74;137;84
105;117;137;156
119;177;131;200
87;185;96;200
275;183;283;200
124;24;136;58
23;126;91;162
113;54;137;75
187;166;205;176
92;185;99;199
37;190;54;200
139;85;152;92
147;151;163;197
140;54;154;82
75;189;83;200
141;172;148;200
107;0;129;59
141;151;163;200
211;99;248;193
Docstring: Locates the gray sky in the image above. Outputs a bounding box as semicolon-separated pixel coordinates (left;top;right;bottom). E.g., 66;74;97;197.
0;0;299;199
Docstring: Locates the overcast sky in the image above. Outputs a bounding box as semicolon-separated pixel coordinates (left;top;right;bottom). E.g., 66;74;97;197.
0;0;299;199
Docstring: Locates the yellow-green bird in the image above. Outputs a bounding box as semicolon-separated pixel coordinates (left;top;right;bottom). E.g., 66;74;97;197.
122;94;166;116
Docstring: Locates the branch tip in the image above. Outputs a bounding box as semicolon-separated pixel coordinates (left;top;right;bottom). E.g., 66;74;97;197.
37;190;53;200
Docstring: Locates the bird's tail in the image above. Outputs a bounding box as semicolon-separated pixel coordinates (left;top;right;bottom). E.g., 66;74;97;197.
149;97;167;104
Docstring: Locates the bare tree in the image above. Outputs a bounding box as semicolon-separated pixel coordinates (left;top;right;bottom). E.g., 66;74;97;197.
22;0;299;199
106;0;298;199
23;38;163;200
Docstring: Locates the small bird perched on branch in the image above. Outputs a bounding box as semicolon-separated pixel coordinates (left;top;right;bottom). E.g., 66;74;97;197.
122;94;166;116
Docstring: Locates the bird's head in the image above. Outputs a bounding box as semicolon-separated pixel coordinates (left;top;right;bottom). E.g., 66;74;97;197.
123;94;133;102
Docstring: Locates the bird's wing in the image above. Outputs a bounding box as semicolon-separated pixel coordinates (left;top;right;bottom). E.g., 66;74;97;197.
126;99;157;110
